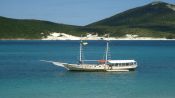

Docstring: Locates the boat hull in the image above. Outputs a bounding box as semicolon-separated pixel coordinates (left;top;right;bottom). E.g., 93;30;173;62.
63;64;137;72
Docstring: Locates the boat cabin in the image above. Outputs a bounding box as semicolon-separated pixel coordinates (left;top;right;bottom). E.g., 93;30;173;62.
108;60;137;67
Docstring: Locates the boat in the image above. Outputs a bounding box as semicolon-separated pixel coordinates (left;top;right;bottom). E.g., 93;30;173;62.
54;38;137;72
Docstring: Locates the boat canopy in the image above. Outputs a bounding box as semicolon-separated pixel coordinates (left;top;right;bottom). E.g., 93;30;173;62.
108;60;136;64
98;60;106;63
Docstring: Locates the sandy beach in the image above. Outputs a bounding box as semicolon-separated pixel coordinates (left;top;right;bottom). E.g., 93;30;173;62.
0;32;174;41
41;32;173;40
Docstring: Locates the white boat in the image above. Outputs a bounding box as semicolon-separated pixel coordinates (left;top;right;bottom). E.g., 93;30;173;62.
54;38;137;72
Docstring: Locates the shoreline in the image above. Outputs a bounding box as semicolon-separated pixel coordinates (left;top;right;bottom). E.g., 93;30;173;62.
0;38;175;41
1;33;175;41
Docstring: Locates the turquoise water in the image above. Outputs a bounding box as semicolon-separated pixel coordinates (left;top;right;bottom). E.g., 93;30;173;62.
0;40;175;98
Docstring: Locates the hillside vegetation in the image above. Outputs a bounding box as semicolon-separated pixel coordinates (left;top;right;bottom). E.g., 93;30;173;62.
0;1;175;39
87;2;175;38
0;16;85;39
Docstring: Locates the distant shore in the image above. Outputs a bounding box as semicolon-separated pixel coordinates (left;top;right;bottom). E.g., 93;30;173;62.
41;33;175;40
1;38;175;41
1;33;175;41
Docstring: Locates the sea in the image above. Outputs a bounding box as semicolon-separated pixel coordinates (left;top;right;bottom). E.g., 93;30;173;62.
0;40;175;98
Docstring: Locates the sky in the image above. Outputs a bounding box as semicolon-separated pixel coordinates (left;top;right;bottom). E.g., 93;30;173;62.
0;0;175;26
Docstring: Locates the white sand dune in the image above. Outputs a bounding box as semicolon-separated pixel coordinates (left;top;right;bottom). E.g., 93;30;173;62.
42;32;168;40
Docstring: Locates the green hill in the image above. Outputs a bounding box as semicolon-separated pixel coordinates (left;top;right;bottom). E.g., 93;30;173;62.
0;1;175;39
0;16;86;39
87;1;175;38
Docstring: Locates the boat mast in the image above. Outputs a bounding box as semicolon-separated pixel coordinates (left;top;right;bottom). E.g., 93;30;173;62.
80;40;82;63
105;35;109;65
79;36;83;64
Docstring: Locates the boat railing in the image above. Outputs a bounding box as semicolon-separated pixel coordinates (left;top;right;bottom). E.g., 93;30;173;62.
82;60;99;61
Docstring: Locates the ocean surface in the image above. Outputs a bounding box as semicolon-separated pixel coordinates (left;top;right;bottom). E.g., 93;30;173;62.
0;40;175;98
